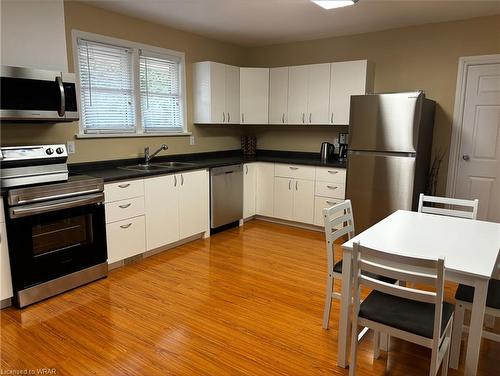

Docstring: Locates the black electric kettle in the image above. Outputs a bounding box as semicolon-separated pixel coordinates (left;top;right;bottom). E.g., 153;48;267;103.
320;142;335;162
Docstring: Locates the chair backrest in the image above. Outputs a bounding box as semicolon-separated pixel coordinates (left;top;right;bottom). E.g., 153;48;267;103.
351;241;446;342
323;200;355;273
417;193;479;220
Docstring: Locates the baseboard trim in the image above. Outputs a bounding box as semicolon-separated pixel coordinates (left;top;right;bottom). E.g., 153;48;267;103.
254;215;325;232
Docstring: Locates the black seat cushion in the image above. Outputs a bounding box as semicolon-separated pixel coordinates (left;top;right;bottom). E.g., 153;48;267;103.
455;278;500;309
359;290;454;339
333;260;397;284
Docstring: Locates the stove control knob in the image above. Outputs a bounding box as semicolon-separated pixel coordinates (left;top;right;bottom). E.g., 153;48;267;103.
46;148;54;155
56;147;65;154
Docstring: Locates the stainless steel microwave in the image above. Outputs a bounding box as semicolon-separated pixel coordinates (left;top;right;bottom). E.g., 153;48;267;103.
0;65;79;122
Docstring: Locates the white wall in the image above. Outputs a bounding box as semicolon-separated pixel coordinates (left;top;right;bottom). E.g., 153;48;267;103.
1;0;68;71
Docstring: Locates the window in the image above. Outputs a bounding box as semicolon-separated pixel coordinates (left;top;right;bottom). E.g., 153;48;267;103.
74;32;187;136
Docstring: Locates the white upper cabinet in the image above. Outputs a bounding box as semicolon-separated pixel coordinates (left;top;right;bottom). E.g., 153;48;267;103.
329;60;373;125
193;61;240;124
225;64;240;124
240;68;269;124
307;63;331;125
288;64;331;125
287;65;309;124
269;67;289;124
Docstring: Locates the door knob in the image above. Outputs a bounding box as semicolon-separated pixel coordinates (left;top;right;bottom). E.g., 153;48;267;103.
462;155;470;161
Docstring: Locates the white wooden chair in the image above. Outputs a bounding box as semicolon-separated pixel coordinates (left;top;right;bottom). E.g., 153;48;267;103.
322;200;355;329
416;194;497;369
322;200;395;330
348;242;454;376
417;193;479;219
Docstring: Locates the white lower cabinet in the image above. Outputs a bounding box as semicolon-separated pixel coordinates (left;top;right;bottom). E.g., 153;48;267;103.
313;197;343;227
1;200;13;301
273;177;294;221
313;167;347;227
107;216;146;264
144;174;179;250
178;170;209;239
145;170;208;251
256;163;275;217
274;177;314;224
243;163;257;218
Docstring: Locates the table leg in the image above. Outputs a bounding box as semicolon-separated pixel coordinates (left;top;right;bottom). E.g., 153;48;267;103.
464;278;488;376
338;248;352;368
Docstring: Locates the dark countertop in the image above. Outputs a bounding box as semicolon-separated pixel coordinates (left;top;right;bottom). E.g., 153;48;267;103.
69;150;347;183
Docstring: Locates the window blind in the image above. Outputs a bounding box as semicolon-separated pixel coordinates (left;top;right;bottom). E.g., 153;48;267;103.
140;52;183;132
77;39;135;132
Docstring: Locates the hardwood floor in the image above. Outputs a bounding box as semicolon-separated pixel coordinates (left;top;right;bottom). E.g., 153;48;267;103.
1;220;498;375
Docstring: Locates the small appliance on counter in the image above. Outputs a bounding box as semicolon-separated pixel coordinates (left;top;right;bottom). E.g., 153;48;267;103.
338;133;348;160
0;144;108;308
320;142;335;162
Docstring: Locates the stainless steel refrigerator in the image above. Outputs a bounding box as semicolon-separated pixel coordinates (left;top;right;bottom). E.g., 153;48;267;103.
346;91;436;232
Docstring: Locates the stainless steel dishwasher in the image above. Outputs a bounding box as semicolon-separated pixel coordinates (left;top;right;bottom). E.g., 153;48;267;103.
210;164;243;230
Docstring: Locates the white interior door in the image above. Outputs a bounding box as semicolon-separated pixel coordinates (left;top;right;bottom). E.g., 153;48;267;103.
455;63;500;222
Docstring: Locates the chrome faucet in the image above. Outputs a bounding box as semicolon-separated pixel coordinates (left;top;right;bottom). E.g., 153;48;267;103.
144;144;168;165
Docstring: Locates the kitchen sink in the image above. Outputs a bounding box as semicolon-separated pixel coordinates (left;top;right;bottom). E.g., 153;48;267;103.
155;161;196;167
119;164;171;172
118;161;196;172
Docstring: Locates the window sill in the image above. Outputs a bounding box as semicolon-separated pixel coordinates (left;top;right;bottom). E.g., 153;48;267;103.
75;132;192;139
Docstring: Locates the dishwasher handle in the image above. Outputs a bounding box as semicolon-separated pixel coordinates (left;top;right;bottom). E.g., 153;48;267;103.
210;164;243;176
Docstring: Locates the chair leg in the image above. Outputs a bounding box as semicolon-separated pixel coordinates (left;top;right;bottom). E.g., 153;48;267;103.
440;319;453;376
450;303;465;369
349;317;359;376
429;344;439;376
322;274;334;329
373;330;380;360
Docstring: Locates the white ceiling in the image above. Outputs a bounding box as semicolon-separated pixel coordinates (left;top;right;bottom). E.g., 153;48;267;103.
83;0;500;46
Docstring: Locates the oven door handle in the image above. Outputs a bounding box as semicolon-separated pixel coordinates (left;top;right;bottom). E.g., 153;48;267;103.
10;193;104;219
14;187;103;205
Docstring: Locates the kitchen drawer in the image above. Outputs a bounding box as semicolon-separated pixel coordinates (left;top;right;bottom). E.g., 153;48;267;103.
105;179;144;203
274;164;315;180
315;181;345;199
105;197;145;224
314;196;344;227
106;216;146;264
315;167;346;183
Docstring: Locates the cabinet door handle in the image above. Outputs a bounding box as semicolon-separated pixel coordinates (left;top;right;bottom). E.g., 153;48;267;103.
302;112;305;123
295;181;298;191
289;166;299;170
118;203;131;209
309;113;312;123
282;113;285;123
328;170;338;174
331;113;334;124
118;183;130;188
327;185;338;190
222;112;225;123
326;200;336;205
174;175;177;187
288;180;291;190
120;223;132;229
245;165;248;174
241;113;244;123
181;174;184;186
227;112;230;123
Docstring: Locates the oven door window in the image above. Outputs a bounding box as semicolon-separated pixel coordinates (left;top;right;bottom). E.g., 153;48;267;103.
32;214;92;257
6;202;106;289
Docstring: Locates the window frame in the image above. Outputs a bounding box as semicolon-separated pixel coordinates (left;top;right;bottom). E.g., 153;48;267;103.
72;30;189;138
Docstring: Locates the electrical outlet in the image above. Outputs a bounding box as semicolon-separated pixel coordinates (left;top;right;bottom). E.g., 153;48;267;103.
67;141;76;154
189;135;195;146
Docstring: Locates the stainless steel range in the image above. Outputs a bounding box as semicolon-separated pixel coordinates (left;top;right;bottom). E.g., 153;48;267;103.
1;145;108;308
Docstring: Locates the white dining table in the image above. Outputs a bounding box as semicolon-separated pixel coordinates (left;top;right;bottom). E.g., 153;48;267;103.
338;210;500;376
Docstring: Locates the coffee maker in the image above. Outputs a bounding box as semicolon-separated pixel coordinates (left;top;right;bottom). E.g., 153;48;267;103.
338;133;348;160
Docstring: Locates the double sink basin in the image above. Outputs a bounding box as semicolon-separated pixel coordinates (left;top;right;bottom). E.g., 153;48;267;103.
119;161;196;172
